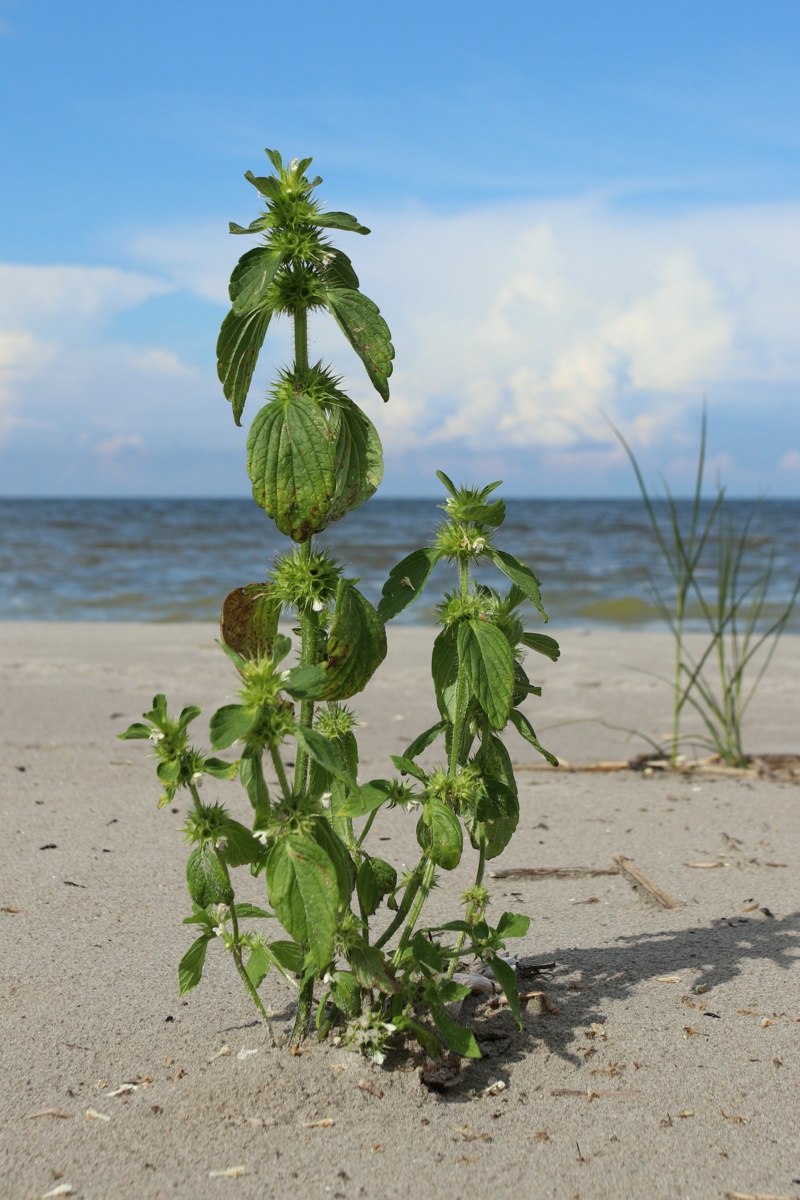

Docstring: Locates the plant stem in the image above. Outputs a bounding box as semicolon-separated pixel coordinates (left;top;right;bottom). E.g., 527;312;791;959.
293;540;320;794
228;902;274;1040
446;832;487;979
390;857;436;970
294;305;309;375
270;744;293;804
291;973;314;1046
374;867;422;951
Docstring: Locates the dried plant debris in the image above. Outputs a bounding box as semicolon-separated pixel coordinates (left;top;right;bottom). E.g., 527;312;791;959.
419;1053;462;1090
613;854;679;908
490;866;620;880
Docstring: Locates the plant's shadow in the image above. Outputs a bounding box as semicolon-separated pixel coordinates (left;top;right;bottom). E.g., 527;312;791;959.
432;908;800;1100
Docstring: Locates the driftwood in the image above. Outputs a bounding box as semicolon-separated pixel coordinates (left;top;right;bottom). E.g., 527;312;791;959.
489;866;620;880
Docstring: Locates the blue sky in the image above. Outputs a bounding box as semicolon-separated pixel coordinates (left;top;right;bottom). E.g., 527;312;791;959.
1;0;799;496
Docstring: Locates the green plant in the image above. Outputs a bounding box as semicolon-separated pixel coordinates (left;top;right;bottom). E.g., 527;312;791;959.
120;150;559;1061
615;410;799;768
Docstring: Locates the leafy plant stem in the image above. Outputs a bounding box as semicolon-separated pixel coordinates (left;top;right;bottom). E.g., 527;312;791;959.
293;542;321;792
355;807;379;849
373;868;422;951
270;744;293;804
291;972;314;1046
188;782;203;813
228;901;273;1038
293;305;309;375
390;856;437;971
446;832;487;979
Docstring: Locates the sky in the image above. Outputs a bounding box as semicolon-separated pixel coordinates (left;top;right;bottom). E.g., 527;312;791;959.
1;0;800;497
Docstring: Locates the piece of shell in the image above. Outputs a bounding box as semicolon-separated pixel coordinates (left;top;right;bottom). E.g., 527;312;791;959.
453;972;501;996
85;1108;111;1121
40;1186;74;1199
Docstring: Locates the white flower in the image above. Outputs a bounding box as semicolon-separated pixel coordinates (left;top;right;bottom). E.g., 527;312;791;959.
148;729;165;744
311;598;325;612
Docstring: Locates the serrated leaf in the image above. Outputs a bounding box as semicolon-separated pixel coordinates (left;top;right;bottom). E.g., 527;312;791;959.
320;579;387;700
311;818;354;909
246;395;339;542
321;247;360;289
268;939;305;974
239;746;270;822
520;632;560;661
220;582;281;661
209;704;257;751
217;305;273;426
245;945;272;989
432;1007;481;1058
337;777;392;819
324;288;393;401
431;625;460;722
284;663;328;699
178;935;211;996
417;798;462;870
349;943;401;993
293;725;348;779
266;834;339;968
326;402;383;523
186;845;233;908
356;855;397;918
458;619;514;730
244;170;282;200
313;210;371;235
378;547;439;620
508;708;559;767
488;549;547;621
229;246;285;314
218;818;263;868
234;902;274;920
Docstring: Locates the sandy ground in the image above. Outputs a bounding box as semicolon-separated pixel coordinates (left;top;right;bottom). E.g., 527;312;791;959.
1;622;798;1200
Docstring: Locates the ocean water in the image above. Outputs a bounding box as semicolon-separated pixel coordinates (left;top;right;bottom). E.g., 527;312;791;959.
0;497;798;630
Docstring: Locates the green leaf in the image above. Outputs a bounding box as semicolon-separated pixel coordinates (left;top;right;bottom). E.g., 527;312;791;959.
266;834;340;969
283;663;328;700
218;818;264;868
487;954;523;1029
220;582;281;661
117;722;153;740
234;902;274;920
324;288;394;401
293;725;348;779
432;1007;481;1058
520;632;561;661
496;911;530;939
508;708;559;767
186;845;234;908
245;945;272;989
203;757;238;780
268;939;305;974
229;246;285;314
488;549;547;621
178;935;211;996
337;777;392;819
156;758;181;784
412;932;444;975
244;170;282;200
431;625;459;721
417;798;462;870
311;818;354;910
229;214;272;235
391;1014;442;1058
321;247;360;289
246;395;339;542
209;704;257;751
177;705;201;731
216;305;273;426
327;402;383;523
349;944;401;993
378;547;439;620
313;210;371;235
403;720;448;759
239;746;270;822
390;754;427;781
356;856;397;917
458;620;514;730
320;579;387;701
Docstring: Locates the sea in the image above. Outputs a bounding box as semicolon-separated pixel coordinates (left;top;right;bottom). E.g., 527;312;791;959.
1;497;798;631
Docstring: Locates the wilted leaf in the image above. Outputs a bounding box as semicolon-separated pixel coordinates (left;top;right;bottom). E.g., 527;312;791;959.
217;306;272;425
324;288;393;401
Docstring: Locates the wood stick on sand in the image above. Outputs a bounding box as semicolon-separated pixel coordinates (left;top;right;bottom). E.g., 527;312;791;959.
489;866;621;880
613;854;678;909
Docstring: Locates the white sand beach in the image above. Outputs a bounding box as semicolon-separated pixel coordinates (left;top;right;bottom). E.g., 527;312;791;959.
1;623;799;1199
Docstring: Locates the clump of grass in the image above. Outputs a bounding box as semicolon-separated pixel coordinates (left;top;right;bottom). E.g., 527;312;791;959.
613;410;799;768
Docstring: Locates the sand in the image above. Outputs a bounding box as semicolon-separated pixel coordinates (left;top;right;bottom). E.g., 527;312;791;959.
1;622;798;1200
